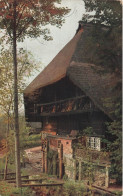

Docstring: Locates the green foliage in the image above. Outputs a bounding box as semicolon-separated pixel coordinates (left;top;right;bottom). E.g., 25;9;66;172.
47;150;58;175
113;191;122;196
0;157;6;173
19;117;41;149
0;0;69;43
0;181;33;196
53;181;87;196
81;0;122;185
106;120;122;184
21;133;41;149
0;116;42;174
103;97;122;183
82;0;121;26
14;187;33;196
0;48;40;178
82;127;95;136
0;155;16;174
0;48;40;116
82;162;95;184
0;0;69;187
63;174;68;181
81;0;122;73
0;116;8;140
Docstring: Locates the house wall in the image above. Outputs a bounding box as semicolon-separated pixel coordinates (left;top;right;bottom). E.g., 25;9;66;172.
36;76;84;104
42;111;107;137
25;76;110;137
49;138;73;157
24;76;84;122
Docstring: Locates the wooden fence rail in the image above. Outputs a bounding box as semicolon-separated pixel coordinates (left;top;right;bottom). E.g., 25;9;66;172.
0;172;16;180
21;183;64;188
7;178;47;184
0;173;29;181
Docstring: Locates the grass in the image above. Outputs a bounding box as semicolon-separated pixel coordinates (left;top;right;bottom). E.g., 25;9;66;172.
52;181;89;196
0;158;16;178
0;181;33;196
23;133;41;149
113;191;122;196
0;157;5;173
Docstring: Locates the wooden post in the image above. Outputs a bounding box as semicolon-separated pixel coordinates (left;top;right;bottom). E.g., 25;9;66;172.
45;152;47;173
79;161;82;181
42;151;45;172
58;143;63;179
53;156;57;175
91;190;95;196
105;166;109;188
45;141;48;173
73;159;77;181
41;151;44;173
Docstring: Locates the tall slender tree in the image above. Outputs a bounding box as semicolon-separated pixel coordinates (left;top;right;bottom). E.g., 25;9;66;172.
0;48;39;180
0;0;69;187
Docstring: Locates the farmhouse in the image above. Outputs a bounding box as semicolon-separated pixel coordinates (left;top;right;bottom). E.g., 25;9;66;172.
24;23;119;187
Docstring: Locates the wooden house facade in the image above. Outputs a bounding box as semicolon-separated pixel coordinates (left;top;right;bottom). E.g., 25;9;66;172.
24;23;119;187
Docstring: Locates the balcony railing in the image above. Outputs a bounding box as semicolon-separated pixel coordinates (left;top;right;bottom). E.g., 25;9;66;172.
34;96;98;116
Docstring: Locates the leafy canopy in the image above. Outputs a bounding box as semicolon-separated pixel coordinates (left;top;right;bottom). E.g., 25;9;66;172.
82;0;121;26
81;0;122;73
0;0;69;42
0;48;39;116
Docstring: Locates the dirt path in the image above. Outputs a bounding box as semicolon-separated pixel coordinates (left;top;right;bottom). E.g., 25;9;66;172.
24;146;42;175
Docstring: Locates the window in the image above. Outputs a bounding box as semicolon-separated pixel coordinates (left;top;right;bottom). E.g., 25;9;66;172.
87;137;101;151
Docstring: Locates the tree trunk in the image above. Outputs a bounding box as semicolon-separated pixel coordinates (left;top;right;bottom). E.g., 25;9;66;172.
13;0;21;187
4;115;9;180
4;155;8;180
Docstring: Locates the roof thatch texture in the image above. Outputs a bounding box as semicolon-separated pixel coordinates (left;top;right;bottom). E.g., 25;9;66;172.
24;29;83;95
24;24;121;119
67;62;120;120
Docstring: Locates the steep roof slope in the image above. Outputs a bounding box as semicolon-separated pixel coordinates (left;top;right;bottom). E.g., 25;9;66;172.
24;29;83;95
67;62;120;120
24;24;121;120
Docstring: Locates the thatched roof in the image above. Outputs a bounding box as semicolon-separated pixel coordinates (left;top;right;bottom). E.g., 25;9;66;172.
67;62;120;120
24;29;83;95
24;24;121;120
24;23;108;95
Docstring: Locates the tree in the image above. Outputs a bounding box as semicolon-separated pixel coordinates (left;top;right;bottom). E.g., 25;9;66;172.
81;0;122;184
0;48;39;179
0;48;39;129
81;0;122;74
106;120;122;183
0;0;69;187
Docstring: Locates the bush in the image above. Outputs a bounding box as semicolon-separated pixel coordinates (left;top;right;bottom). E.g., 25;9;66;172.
0;181;33;196
53;181;88;196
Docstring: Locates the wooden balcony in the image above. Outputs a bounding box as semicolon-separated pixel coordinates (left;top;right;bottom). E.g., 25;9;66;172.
34;96;98;117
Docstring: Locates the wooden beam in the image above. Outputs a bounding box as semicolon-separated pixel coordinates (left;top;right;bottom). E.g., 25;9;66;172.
21;183;64;187
73;159;77;181
76;158;110;167
79;161;82;181
7;179;46;183
39;109;99;117
105;166;109;188
58;143;63;179
37;95;87;107
45;141;48;173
